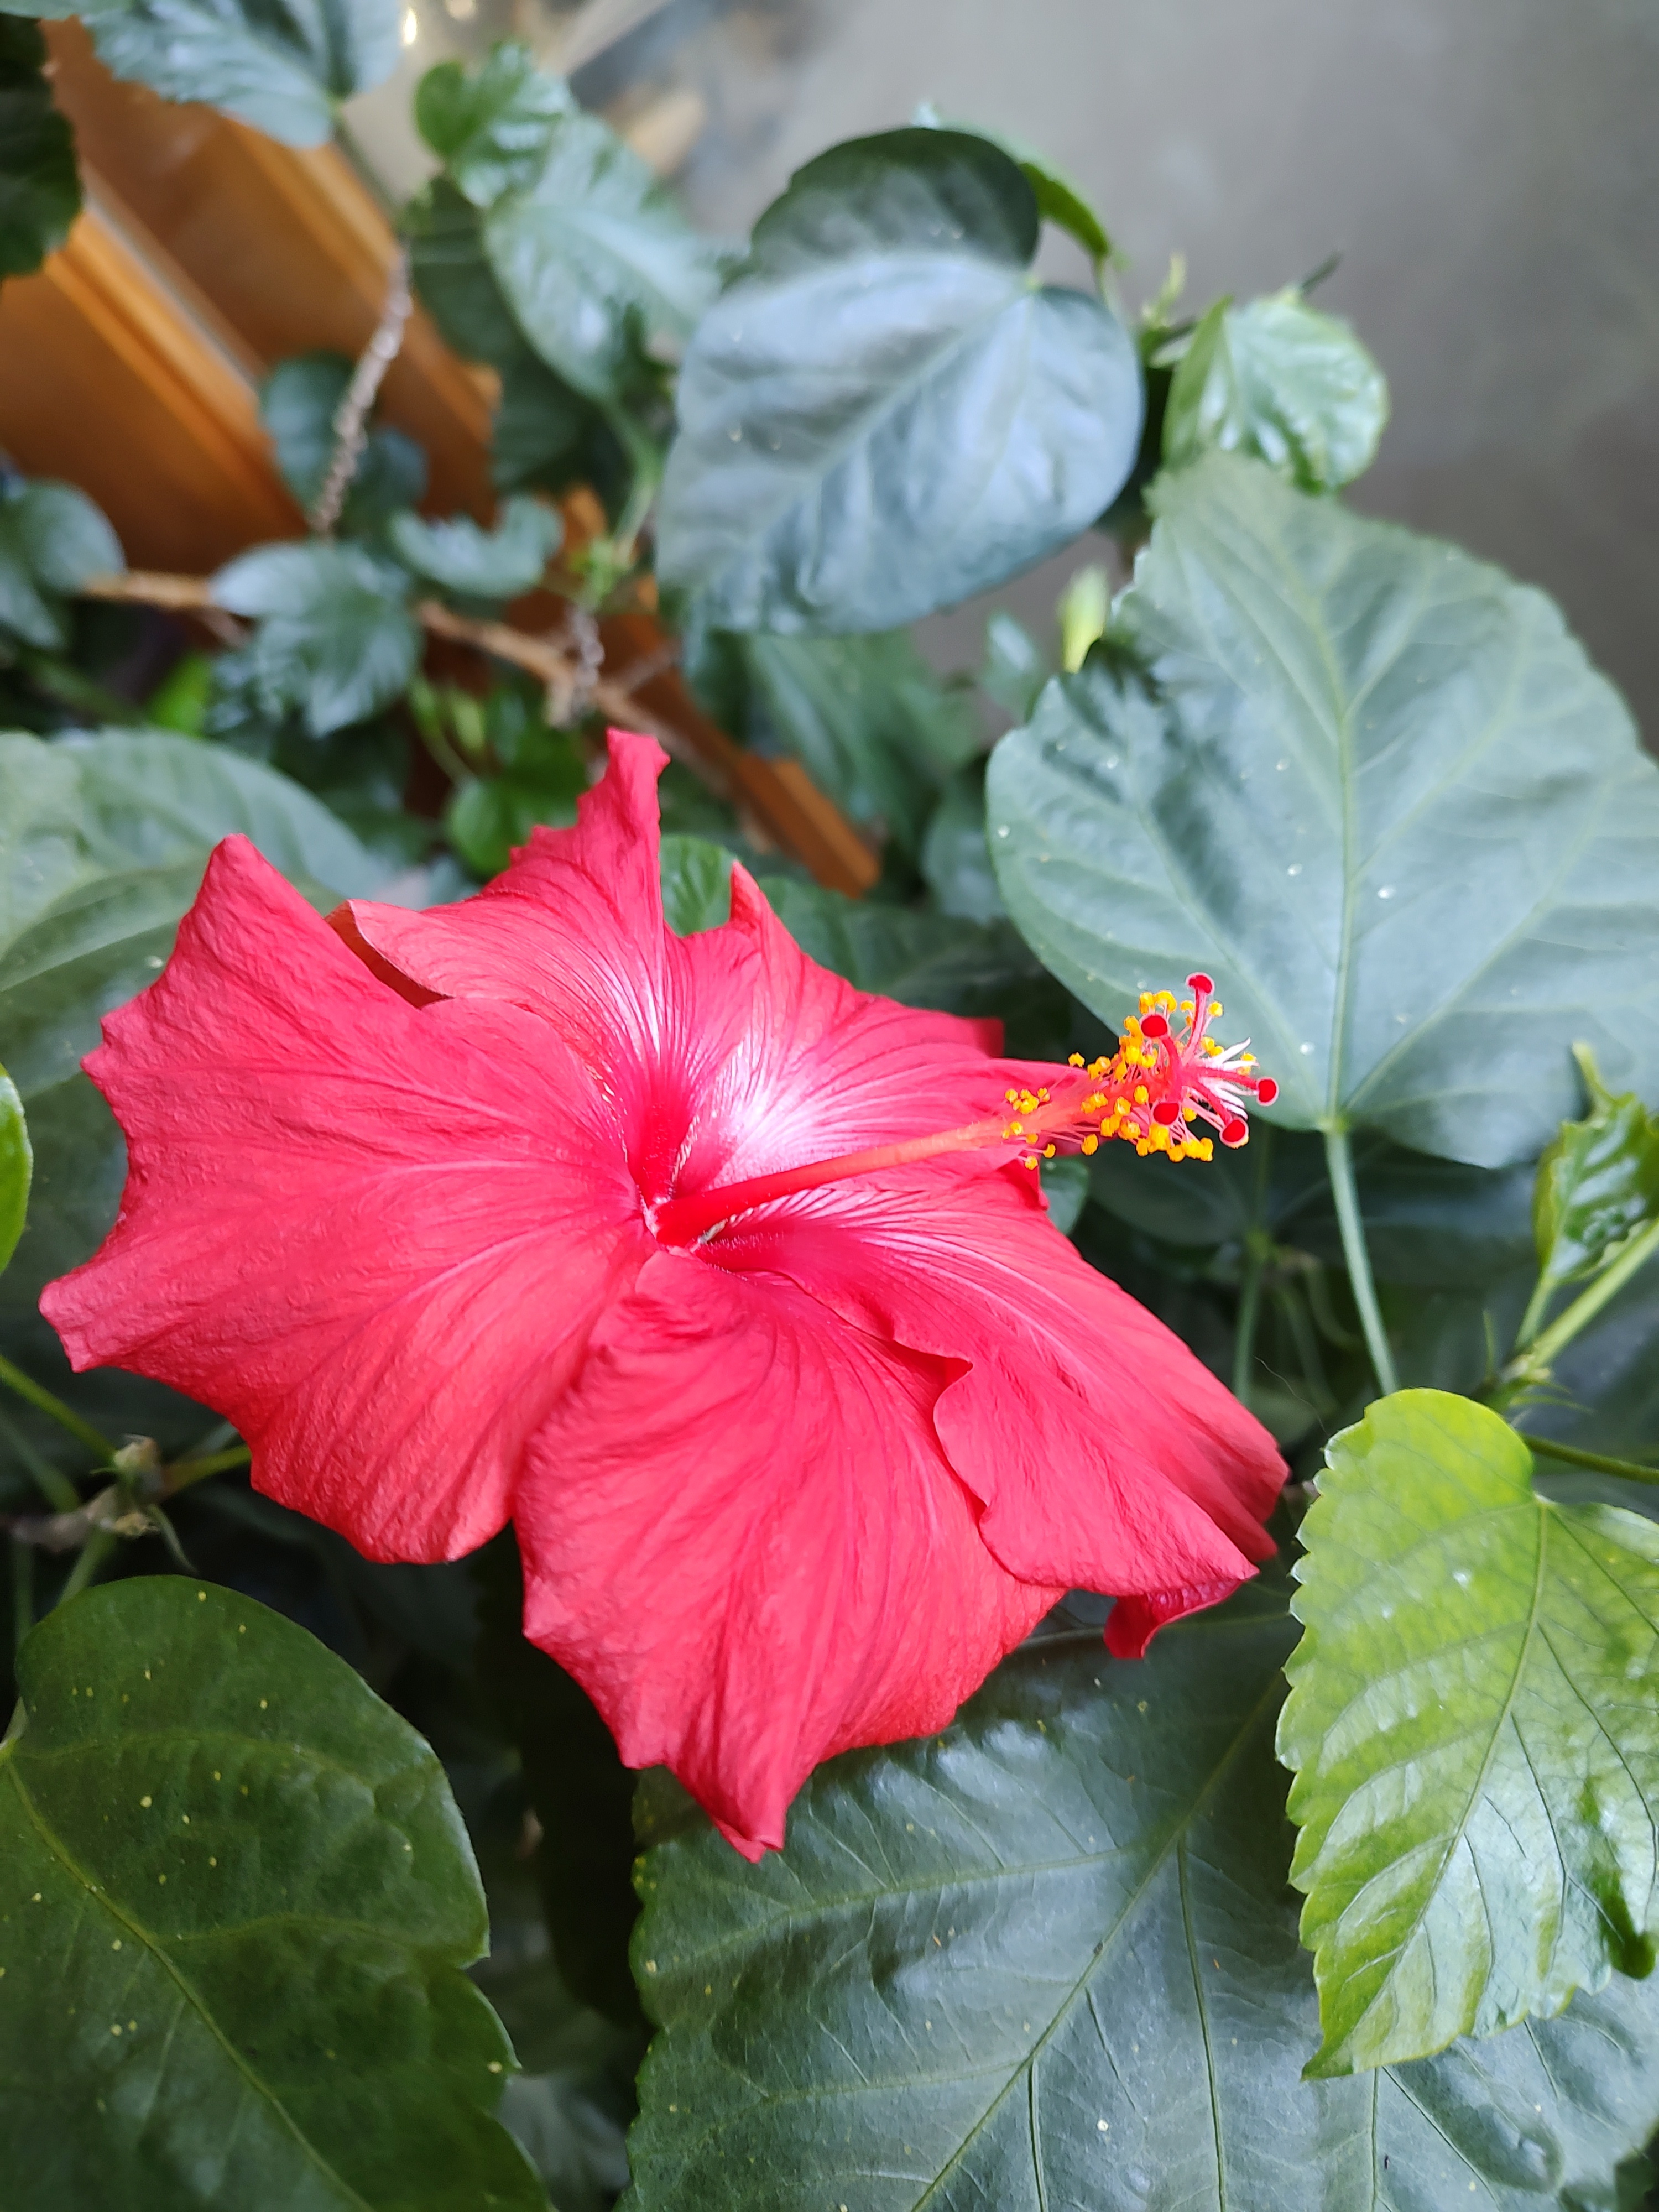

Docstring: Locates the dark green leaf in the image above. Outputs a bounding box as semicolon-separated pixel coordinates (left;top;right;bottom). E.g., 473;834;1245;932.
212;541;419;737
1017;151;1112;268
491;352;604;494
919;763;1005;924
628;1575;1659;2210
0;1057;27;1275
0;480;123;650
388;495;562;602
0;1577;541;2208
0;19;79;281
1282;1388;1659;2075
660;832;733;935
1163;288;1389;491
445;718;587;880
259;351;428;533
732;628;977;854
416;40;572;209
484;109;722;403
657;128;1142;633
1533;1043;1659;1302
5;0;400;149
408;176;538;373
988;454;1659;1168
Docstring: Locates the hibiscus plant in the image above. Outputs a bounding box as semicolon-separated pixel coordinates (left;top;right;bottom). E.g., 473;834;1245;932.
4;8;1659;2210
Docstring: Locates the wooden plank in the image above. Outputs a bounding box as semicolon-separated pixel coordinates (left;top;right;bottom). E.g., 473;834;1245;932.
0;191;300;571
41;20;493;518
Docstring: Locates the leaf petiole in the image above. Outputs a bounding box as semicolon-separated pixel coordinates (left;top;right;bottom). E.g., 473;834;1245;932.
1322;1127;1400;1398
1522;1434;1659;1486
0;1356;116;1463
1512;1215;1659;1380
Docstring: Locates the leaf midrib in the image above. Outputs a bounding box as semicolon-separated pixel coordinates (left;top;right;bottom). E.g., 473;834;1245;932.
0;1739;375;2211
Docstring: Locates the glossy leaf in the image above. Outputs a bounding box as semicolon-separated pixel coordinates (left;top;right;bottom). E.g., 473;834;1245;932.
416;40;572;209
979;607;1050;723
659;832;733;935
0;1577;541;2207
484;109;722;403
3;0;401;149
259;351;428;533
920;764;1006;924
212;541;420;737
1164;288;1389;491
0;19;79;281
628;1576;1659;2211
0;1057;28;1276
408;176;539;373
1281;1389;1659;2075
1532;1043;1659;1301
988;455;1659;1168
389;495;562;602
657;128;1143;633
0;479;122;650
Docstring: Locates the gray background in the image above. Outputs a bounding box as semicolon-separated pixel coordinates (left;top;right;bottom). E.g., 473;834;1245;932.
365;0;1659;732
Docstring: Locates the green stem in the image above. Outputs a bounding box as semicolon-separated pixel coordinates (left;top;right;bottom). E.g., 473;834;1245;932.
1524;1435;1659;1485
0;1357;116;1462
1323;1127;1400;1399
1512;1269;1557;1358
1522;1217;1659;1376
162;1444;249;1496
55;1527;116;1607
0;1406;81;1513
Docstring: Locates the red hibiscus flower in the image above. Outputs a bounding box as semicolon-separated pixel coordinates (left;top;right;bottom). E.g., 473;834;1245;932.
43;732;1284;1856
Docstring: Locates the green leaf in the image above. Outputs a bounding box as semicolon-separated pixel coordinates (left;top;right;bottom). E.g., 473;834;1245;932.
0;19;79;281
491;352;605;495
0;480;123;650
988;454;1659;1169
727;627;978;854
0;1576;542;2208
409;176;540;373
4;0;401;149
484;108;723;403
1162;288;1389;491
0;1057;28;1276
1281;1388;1659;2075
259;351;428;533
1532;1044;1659;1303
445;716;588;880
919;763;1005;924
660;832;733;935
388;495;562;602
911;104;1113;270
628;1577;1659;2210
416;40;572;209
656;128;1143;633
979;607;1050;723
212;541;420;737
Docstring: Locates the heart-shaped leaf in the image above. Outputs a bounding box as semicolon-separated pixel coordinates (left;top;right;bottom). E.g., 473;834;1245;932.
1281;1388;1659;2075
484;109;723;403
988;454;1659;1168
0;19;79;281
1164;288;1389;491
656;128;1143;633
627;1575;1659;2211
415;40;572;210
212;541;420;737
0;1576;542;2207
3;0;401;149
388;496;562;602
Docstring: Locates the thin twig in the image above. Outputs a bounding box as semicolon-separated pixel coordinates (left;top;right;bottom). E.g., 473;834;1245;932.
309;247;413;538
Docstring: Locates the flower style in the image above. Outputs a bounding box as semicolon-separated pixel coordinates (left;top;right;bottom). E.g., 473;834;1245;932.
43;731;1285;1857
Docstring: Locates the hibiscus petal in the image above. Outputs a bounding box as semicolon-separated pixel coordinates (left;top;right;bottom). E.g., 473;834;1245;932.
515;1247;1060;1858
337;728;675;1079
700;1158;1285;1634
42;837;648;1561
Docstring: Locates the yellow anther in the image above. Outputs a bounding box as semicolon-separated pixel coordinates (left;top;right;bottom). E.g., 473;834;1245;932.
1211;1002;1223;1017
1081;1134;1099;1155
1067;1053;1084;1068
1183;1103;1197;1121
1006;1089;1019;1103
1134;1086;1149;1105
1043;1144;1056;1158
1022;1153;1039;1169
